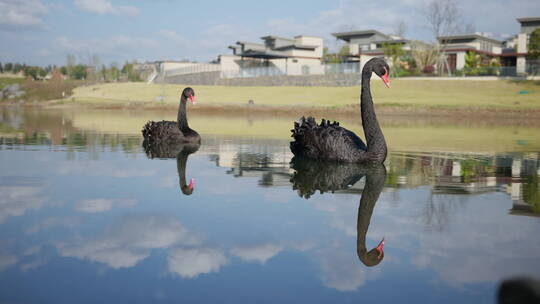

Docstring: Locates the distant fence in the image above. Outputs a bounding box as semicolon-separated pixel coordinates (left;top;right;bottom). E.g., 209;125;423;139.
164;64;221;77
162;61;528;82
527;60;540;76
220;62;360;79
163;62;361;79
459;66;517;77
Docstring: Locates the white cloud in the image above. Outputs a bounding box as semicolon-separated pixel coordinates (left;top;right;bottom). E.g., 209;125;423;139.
0;0;48;30
56;160;157;178
75;198;136;213
167;247;229;278
74;0;139;16
0;182;48;223
230;243;283;264
35;48;51;57
26;216;81;234
316;244;370;292
57;215;201;269
158;30;190;45
57;35;158;56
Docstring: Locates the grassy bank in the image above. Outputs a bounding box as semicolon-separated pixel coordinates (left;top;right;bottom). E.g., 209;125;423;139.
65;79;540;111
0;77;81;102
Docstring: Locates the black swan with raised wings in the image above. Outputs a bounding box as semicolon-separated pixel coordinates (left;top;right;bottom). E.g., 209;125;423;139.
290;58;390;164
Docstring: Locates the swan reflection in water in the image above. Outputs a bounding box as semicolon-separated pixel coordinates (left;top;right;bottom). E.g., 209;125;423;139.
290;157;386;267
143;141;200;195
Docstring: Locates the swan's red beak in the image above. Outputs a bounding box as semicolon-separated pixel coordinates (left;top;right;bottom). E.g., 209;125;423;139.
376;238;385;259
381;70;390;88
189;95;196;104
188;178;194;191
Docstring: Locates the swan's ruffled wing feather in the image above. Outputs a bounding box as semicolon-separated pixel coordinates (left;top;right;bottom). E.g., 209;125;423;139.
290;117;367;162
142;120;184;143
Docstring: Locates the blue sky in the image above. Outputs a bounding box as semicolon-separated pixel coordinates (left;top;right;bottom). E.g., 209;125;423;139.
1;0;540;66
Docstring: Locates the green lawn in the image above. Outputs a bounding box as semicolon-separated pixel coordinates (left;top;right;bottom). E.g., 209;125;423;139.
0;77;24;90
68;79;540;110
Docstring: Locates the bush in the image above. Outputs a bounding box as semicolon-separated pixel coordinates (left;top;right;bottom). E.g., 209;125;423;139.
422;65;435;74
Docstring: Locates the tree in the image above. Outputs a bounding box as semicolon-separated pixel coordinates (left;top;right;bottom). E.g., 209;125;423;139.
13;63;23;73
323;47;340;63
24;66;38;80
393;20;408;38
101;64;107;81
0;62;3;73
382;43;405;75
410;41;439;74
529;28;540;59
109;63;120;81
338;45;350;61
38;67;47;79
72;64;87;80
423;0;464;75
464;51;480;68
464;22;476;33
87;54;101;81
5;63;13;72
66;54;76;79
423;0;461;40
121;61;142;81
121;61;132;75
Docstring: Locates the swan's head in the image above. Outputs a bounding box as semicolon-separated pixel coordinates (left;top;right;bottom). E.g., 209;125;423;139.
359;238;385;267
370;58;391;88
181;178;195;195
182;87;196;104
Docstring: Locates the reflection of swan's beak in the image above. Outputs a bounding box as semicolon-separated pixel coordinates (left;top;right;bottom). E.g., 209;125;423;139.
188;178;194;191
376;238;385;259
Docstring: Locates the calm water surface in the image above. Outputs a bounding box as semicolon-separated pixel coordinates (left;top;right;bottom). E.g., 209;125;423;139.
1;106;540;303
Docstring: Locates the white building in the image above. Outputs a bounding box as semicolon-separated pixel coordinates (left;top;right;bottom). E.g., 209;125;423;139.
437;34;503;71
516;17;540;75
331;29;411;70
222;35;324;76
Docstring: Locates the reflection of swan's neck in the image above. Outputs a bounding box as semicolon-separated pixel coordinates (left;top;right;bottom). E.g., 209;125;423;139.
177;97;189;131
361;65;387;161
177;151;193;195
356;166;386;267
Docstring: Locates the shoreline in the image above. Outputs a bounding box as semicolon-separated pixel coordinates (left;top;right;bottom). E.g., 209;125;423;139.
3;100;540;127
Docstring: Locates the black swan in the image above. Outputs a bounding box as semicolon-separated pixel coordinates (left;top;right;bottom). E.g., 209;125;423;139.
142;87;200;144
289;158;387;267
498;277;540;304
142;140;200;195
290;57;390;163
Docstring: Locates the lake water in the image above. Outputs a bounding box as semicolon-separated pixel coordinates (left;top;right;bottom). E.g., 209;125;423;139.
1;105;540;303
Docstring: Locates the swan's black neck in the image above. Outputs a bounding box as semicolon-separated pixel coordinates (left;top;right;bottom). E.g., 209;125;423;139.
177;96;190;131
356;165;386;266
360;64;387;163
